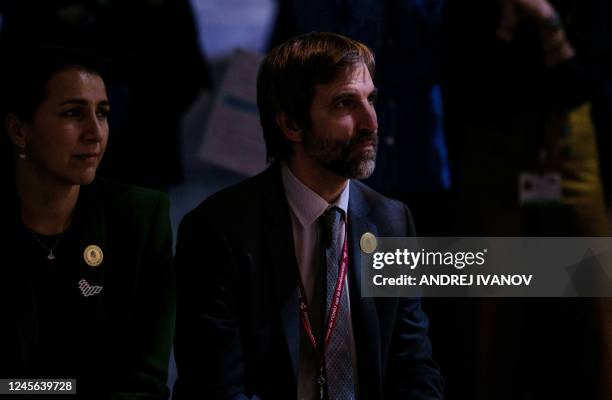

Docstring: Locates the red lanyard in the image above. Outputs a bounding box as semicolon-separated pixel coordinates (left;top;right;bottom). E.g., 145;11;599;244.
297;227;349;353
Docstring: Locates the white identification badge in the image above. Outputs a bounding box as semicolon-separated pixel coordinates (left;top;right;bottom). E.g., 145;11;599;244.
518;172;562;205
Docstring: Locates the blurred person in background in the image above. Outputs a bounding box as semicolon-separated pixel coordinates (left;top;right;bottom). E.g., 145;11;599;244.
443;0;611;398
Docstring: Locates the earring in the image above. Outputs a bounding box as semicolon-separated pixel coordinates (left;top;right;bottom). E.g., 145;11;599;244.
17;146;26;159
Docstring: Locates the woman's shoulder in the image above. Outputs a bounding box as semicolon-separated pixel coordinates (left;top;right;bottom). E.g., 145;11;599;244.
86;177;170;221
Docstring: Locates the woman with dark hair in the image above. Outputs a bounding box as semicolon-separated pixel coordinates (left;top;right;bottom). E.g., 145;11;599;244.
0;46;175;399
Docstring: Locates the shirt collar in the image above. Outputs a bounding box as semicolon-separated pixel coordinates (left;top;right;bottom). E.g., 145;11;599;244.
281;162;350;227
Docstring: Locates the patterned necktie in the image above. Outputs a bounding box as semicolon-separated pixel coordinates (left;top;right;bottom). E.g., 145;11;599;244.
319;207;355;399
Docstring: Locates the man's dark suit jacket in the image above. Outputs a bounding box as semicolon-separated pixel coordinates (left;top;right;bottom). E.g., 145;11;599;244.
173;163;443;399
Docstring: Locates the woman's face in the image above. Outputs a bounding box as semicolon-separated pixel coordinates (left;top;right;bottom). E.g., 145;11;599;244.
21;67;109;186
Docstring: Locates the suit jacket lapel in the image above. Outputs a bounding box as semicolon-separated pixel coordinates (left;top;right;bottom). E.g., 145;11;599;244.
348;182;383;398
259;167;386;391
73;181;107;321
262;164;300;382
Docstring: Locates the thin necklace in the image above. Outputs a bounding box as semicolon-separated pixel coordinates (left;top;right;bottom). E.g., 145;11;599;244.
29;230;66;260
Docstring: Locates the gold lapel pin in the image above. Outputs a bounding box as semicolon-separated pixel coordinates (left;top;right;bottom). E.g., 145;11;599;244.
360;232;378;254
83;245;104;267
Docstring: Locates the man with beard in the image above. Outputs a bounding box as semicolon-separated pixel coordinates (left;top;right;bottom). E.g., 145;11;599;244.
173;32;443;400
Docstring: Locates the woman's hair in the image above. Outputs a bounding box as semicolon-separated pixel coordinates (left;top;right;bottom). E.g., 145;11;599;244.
0;45;108;174
1;44;108;122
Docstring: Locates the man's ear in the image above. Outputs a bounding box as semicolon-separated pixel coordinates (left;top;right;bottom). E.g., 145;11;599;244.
276;112;303;143
5;113;27;149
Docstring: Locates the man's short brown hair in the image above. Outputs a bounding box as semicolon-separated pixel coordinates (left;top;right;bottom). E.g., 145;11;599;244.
257;32;375;162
